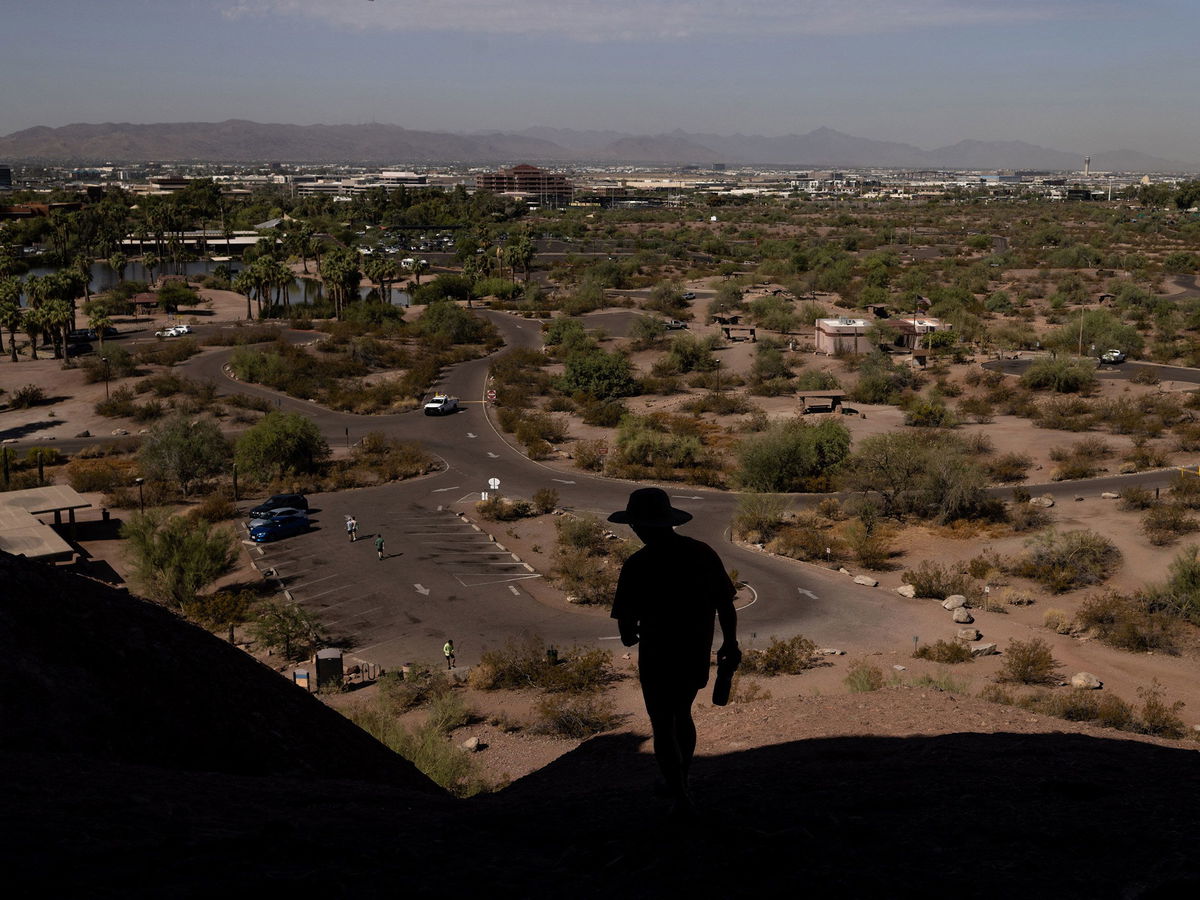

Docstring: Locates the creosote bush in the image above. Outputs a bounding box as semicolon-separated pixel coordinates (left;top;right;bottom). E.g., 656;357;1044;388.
913;639;972;664
1010;529;1120;593
901;561;980;601
996;637;1061;685
468;634;617;694
739;634;819;675
532;695;622;738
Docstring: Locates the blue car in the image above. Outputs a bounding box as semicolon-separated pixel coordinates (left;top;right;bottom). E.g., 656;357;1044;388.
248;509;309;543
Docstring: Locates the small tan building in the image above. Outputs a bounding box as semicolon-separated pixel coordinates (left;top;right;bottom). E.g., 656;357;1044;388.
815;317;872;355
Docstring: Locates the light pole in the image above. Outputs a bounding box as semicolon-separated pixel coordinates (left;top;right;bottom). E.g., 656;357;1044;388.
134;477;144;514
102;356;110;400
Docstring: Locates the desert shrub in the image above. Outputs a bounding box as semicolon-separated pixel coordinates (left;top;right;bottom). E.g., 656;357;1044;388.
985;452;1032;483
573;439;607;471
95;384;138;418
1141;503;1199;545
996;637;1061;685
378;664;452;712
425;691;472;736
901;561;979;601
1010;529;1120;593
904;397;956;428
735;417;851;493
732;493;788;542
579;399;628;427
739;634;819;675
1135;680;1187;738
844;659;885;693
679;392;755;415
181;587;257;629
556;515;608;554
8;384;46;409
1075;592;1179;653
1042;608;1073;634
912;640;972;664
1094;694;1135;729
1007;502;1050;533
843;519;894;570
766;516;845;563
553;547;618;605
532;487;559;514
475;495;534;521
957;395;995;424
1020;359;1097;393
469;635;616;694
190;493;239;522
1118;485;1157;510
65;457;138;493
532;695;621;738
350;709;485;797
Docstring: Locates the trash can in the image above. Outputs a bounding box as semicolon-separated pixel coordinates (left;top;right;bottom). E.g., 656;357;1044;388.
315;648;343;688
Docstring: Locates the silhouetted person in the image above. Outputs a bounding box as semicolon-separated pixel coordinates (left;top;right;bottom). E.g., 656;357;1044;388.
609;488;739;817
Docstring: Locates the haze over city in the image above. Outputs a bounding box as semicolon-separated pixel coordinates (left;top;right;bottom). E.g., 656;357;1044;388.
2;0;1197;160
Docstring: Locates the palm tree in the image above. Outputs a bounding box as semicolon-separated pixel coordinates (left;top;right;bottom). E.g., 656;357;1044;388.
0;277;22;362
410;258;429;286
42;298;72;360
142;252;159;287
23;304;45;361
233;271;255;320
109;251;128;284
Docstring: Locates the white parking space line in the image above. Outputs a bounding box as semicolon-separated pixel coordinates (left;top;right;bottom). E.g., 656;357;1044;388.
454;573;543;587
288;573;338;590
325;606;383;627
305;584;352;602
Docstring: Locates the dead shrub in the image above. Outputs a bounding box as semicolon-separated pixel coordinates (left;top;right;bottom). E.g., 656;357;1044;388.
739;634;819;675
912;640;972;664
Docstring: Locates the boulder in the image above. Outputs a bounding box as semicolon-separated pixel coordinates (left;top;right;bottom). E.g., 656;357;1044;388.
1101;492;1119;500
461;736;482;752
957;628;981;641
1071;672;1103;690
853;575;879;587
819;648;845;656
895;584;917;598
1118;462;1138;475
970;642;998;657
838;567;852;576
1029;496;1055;508
942;595;967;610
952;608;975;624
74;430;90;438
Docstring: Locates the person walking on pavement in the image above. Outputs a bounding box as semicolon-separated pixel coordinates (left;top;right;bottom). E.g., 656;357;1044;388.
375;533;385;560
608;487;739;819
444;639;456;670
346;515;358;542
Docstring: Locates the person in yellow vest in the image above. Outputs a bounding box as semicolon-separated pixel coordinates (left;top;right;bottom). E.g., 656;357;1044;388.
443;639;456;670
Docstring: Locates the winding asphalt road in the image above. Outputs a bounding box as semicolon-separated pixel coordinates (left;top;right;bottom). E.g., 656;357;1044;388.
19;311;1199;669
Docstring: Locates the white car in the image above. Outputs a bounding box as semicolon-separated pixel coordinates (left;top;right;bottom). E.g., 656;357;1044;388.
423;394;460;416
1100;349;1126;364
154;324;192;338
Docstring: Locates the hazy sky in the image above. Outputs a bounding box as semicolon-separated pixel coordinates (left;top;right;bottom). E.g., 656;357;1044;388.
2;0;1196;158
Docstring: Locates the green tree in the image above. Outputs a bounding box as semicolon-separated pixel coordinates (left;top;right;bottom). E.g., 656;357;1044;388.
139;413;231;495
249;600;329;661
120;509;237;608
560;349;638;400
0;277;22;362
234;411;330;480
735;418;850;492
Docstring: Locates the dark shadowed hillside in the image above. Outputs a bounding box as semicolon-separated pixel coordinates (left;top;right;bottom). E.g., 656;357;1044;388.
1;550;1198;898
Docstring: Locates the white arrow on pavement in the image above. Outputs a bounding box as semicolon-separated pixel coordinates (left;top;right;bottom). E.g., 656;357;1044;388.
487;452;499;458
552;478;576;484
796;588;818;600
672;495;702;501
431;486;460;493
414;584;431;595
466;432;477;438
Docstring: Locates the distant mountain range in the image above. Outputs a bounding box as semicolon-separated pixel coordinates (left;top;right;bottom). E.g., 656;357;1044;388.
0;120;1193;172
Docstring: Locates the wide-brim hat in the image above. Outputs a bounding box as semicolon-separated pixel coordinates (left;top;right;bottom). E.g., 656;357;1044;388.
607;488;692;527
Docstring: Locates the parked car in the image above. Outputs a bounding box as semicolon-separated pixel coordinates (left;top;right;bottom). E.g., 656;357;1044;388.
1100;349;1126;364
155;326;182;338
248;505;307;528
173;324;192;335
681;291;696;300
248;494;309;520
248;508;310;542
665;319;688;330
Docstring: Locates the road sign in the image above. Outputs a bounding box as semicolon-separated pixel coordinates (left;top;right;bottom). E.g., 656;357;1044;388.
486;389;497;401
488;477;501;490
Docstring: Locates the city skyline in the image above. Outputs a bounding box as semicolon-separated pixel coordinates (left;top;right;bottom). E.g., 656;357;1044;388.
2;0;1196;160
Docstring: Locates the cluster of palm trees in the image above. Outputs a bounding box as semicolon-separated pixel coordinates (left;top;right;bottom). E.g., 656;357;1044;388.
0;270;84;362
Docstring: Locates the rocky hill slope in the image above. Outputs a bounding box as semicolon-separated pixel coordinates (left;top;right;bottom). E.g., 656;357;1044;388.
1;550;1198;897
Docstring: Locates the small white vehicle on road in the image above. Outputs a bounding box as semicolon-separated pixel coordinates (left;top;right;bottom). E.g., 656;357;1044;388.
423;394;460;416
154;324;192;338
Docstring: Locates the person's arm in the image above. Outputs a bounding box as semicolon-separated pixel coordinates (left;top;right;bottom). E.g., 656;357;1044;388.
617;617;640;647
716;596;739;663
